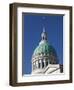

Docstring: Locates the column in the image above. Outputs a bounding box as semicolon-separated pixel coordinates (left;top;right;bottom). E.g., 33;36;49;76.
39;59;42;69
33;62;35;70
34;61;36;70
41;59;43;69
38;60;39;69
36;60;38;69
44;59;46;68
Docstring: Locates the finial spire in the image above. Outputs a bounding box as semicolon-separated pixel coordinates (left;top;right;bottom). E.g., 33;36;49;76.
41;27;47;40
43;27;45;32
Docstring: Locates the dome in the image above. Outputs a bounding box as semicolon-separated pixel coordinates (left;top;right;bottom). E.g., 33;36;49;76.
33;42;57;57
31;28;59;74
32;28;57;57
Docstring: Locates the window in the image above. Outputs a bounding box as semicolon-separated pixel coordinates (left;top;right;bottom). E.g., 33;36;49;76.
42;61;44;68
46;61;48;66
39;62;40;68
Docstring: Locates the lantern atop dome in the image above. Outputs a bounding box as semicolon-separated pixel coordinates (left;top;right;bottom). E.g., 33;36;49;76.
41;27;47;40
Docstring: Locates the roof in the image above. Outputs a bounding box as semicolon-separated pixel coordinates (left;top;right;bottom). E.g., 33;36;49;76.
33;42;57;56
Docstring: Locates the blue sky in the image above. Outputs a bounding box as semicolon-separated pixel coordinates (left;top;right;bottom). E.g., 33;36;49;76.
22;13;63;75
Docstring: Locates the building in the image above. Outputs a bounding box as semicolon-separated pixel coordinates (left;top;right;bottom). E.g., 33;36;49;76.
31;28;63;75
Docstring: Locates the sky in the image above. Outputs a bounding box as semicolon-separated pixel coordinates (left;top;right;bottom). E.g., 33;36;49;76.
22;13;63;75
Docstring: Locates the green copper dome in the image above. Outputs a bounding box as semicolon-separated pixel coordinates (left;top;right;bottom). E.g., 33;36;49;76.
32;28;58;64
33;42;56;56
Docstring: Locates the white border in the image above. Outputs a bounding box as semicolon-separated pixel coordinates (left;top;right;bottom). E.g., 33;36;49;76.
17;7;70;82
